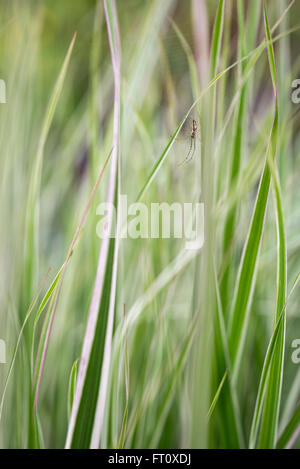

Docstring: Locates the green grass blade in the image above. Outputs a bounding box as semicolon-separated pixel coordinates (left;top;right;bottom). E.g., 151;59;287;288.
220;0;249;313
249;307;286;448
30;262;67;373
68;359;79;421
207;370;228;419
0;273;47;421
188;0;225;449
277;403;300;448
169;19;200;101
257;4;287;448
66;0;120;449
210;0;225;78
24;32;77;304
228;61;280;379
249;271;300;448
213;264;245;448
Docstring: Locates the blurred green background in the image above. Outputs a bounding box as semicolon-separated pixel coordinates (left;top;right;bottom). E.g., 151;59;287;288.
0;0;300;449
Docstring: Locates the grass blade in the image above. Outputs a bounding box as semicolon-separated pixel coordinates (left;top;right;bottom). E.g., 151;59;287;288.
24;32;77;304
68;359;79;421
228;87;279;380
257;3;287;449
249;271;300;448
207;370;228;419
277;402;300;448
66;0;120;449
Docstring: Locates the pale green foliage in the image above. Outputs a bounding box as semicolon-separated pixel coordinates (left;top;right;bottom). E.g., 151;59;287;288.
0;0;300;449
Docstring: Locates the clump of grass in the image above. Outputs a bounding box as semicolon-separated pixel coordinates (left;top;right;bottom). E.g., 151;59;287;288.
0;0;300;449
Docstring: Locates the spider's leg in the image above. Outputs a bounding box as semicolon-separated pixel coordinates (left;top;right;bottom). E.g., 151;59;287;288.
178;137;193;166
185;138;196;163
